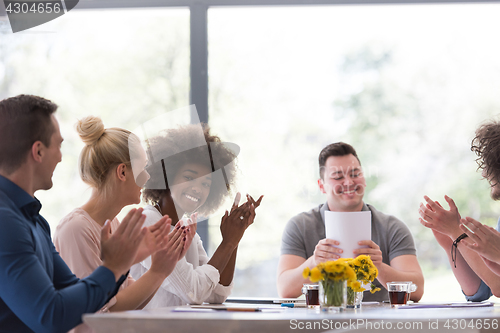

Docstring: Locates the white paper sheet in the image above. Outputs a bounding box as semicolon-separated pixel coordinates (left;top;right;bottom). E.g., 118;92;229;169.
324;211;371;258
399;301;495;309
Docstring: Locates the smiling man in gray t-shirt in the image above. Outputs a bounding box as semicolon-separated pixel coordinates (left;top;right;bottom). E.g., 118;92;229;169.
277;142;424;302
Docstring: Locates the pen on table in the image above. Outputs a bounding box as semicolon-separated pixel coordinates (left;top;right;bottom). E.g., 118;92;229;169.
281;303;307;308
222;308;261;312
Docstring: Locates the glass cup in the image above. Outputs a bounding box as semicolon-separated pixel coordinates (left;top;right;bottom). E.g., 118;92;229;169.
386;282;411;307
302;284;320;308
400;281;417;303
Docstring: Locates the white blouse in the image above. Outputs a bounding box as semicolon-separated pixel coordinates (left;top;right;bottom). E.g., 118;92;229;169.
130;205;233;308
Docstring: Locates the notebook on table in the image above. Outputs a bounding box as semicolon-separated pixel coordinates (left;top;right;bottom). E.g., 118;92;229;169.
225;297;305;305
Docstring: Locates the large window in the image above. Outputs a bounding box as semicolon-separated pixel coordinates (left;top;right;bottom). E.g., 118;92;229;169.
0;8;190;231
208;4;500;300
3;2;500;302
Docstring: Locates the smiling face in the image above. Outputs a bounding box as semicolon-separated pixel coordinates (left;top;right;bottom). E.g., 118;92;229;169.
37;115;63;191
169;163;212;215
318;154;366;212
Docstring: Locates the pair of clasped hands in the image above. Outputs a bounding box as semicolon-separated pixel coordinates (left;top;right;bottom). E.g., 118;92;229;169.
419;195;500;276
98;192;264;281
313;238;383;268
98;208;194;281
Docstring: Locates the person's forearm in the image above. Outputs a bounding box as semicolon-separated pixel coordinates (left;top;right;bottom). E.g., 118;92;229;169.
277;257;315;298
376;264;424;301
110;271;165;311
138;286;161;309
432;227;484;296
219;247;238;286
456;243;500;296
440;243;482;296
207;241;237;276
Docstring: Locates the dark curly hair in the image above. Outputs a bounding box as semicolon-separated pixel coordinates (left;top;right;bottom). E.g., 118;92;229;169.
142;124;238;216
471;120;500;190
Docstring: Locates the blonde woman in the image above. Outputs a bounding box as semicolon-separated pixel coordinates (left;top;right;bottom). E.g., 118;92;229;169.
54;116;192;333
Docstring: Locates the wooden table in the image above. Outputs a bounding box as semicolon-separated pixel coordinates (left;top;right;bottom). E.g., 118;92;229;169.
83;302;500;333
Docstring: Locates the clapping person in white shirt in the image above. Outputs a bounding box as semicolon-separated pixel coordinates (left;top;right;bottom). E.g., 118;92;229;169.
131;123;263;307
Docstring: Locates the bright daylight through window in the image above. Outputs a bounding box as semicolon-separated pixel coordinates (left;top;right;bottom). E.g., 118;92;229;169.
207;4;500;300
1;2;500;302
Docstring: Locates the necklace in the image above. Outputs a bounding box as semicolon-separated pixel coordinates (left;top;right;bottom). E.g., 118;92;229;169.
154;202;163;215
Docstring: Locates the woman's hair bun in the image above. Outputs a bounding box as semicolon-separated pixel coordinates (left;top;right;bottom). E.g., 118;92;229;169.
76;116;105;146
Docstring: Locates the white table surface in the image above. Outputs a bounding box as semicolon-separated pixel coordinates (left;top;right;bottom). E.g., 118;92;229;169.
83;302;500;333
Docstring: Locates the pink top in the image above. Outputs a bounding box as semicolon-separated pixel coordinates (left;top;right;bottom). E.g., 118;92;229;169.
54;208;135;333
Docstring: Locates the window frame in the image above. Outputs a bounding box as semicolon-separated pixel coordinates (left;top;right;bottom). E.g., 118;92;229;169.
1;0;497;253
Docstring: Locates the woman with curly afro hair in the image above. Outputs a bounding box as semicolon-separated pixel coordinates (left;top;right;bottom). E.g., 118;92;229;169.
131;123;263;308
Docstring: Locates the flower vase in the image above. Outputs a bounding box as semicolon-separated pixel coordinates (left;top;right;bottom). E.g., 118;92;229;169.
319;279;347;312
347;286;363;309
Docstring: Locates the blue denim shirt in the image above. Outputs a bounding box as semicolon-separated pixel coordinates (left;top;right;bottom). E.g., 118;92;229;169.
463;218;500;302
0;175;119;333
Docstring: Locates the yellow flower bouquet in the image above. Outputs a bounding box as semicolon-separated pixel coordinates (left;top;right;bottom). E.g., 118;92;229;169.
342;255;381;308
303;259;356;311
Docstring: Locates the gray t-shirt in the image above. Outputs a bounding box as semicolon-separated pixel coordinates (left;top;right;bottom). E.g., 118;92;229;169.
281;202;417;301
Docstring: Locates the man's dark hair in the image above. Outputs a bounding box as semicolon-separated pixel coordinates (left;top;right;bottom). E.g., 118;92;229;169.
471;120;500;189
0;95;58;174
319;142;360;179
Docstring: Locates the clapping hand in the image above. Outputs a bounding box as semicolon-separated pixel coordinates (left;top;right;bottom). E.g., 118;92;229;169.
418;195;461;239
101;208;147;280
220;193;264;249
150;223;186;277
245;194;263;210
460;217;500;276
134;215;172;264
178;213;198;259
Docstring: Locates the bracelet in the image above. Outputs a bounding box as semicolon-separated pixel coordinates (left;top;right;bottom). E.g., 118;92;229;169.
451;233;468;268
